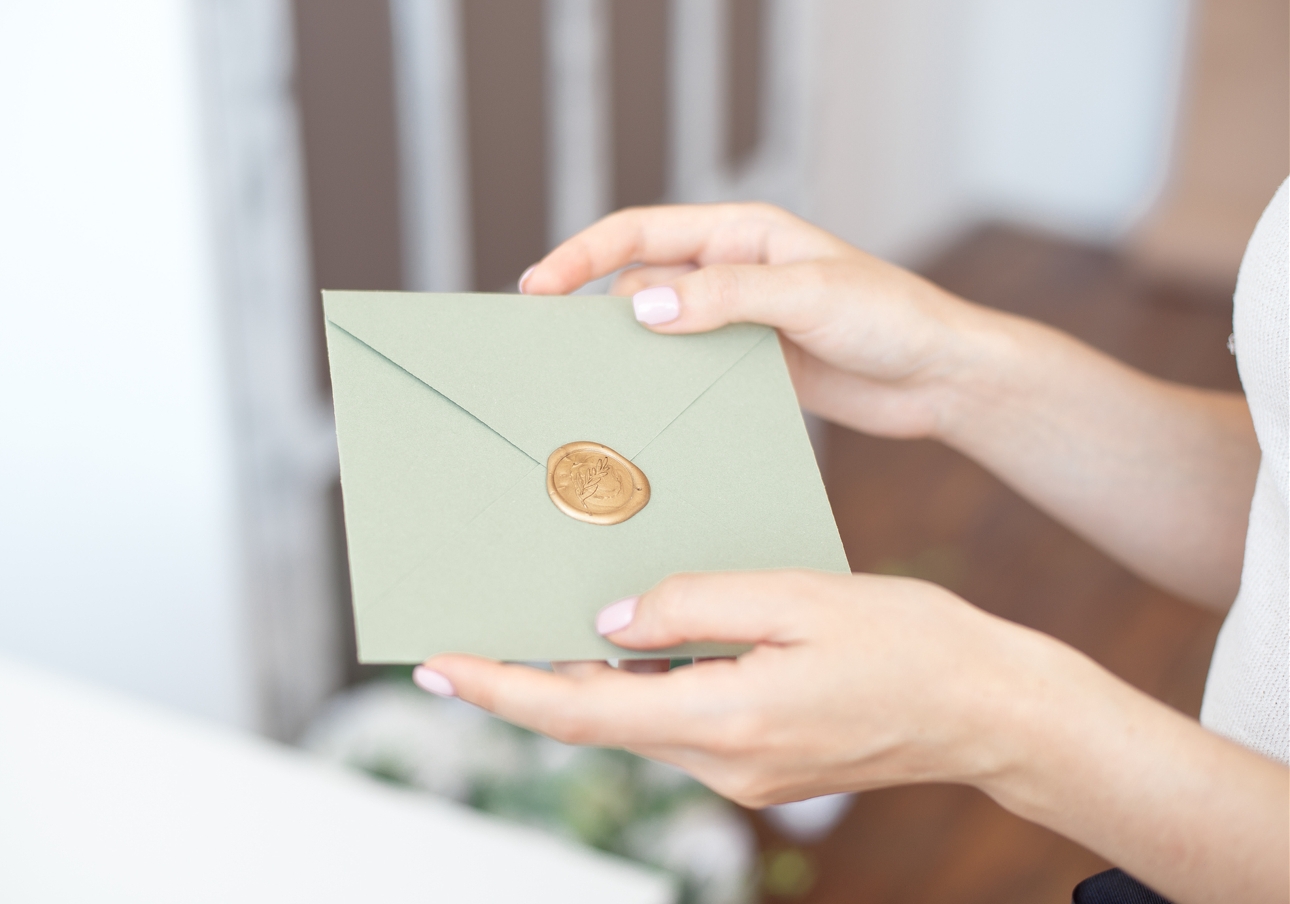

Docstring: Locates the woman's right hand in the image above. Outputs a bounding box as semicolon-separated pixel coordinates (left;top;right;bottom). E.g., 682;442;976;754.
521;202;1259;608
518;202;1001;441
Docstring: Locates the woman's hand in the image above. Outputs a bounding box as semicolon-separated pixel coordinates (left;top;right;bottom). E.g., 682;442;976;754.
421;570;1035;805
418;571;1289;904
519;203;996;440
521;203;1259;607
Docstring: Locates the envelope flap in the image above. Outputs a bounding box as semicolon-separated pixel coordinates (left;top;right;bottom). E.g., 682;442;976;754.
324;291;770;461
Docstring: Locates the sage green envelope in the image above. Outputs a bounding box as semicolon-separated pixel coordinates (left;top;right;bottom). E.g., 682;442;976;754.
323;291;849;663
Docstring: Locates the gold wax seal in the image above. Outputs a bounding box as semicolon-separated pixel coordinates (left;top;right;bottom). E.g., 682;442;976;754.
546;441;650;525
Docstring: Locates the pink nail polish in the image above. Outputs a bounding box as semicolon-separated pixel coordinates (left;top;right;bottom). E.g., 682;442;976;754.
517;265;537;294
596;596;638;635
413;666;457;697
632;286;679;325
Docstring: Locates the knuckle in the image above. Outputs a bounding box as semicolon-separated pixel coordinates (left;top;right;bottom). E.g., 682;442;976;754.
654;587;689;629
746;200;786;220
722;708;769;755
717;770;772;808
647;573;696;622
540;711;590;746
799;260;836;293
611;271;646;295
608;204;649;226
684;266;740;319
697;700;767;758
743;786;780;809
707;266;744;314
777;569;837;614
470;685;498;713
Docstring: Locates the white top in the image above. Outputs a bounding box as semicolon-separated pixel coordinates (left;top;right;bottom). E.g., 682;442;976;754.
1199;179;1289;764
0;656;675;904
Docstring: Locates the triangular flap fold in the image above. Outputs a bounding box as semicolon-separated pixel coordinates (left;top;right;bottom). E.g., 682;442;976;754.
324;291;769;462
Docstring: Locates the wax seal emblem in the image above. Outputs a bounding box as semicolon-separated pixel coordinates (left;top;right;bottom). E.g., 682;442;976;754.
546;441;650;525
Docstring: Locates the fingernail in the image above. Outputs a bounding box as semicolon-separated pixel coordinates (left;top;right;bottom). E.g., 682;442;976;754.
596;596;638;635
517;265;537;294
632;286;679;325
412;666;457;697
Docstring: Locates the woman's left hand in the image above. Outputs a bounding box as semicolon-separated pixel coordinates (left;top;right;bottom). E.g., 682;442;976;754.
416;570;1289;904
417;569;1036;806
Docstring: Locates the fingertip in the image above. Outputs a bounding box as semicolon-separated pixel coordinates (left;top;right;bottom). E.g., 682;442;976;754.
419;652;495;690
596;596;639;636
632;286;679;326
412;665;457;697
517;265;537;294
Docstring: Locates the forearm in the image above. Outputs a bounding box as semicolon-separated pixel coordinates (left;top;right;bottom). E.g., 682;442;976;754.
976;630;1289;904
935;306;1259;609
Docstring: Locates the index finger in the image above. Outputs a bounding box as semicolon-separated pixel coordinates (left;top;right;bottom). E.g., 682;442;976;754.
521;202;848;295
422;654;726;749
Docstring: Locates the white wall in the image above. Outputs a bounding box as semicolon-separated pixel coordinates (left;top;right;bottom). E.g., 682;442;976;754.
807;0;968;262
807;0;1191;262
957;0;1189;239
0;1;252;725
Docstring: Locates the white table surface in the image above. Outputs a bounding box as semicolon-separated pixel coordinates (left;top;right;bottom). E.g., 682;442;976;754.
0;656;675;903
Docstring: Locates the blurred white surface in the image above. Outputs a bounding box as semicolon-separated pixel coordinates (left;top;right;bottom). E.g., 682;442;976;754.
0;1;250;724
0;656;675;904
809;0;1190;262
958;0;1188;236
764;793;855;844
302;680;757;904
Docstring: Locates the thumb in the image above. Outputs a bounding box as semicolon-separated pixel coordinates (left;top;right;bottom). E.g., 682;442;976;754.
632;262;836;337
597;570;836;650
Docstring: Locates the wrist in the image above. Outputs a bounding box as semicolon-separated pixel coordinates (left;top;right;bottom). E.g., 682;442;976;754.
961;622;1290;904
949;616;1108;802
964;622;1146;824
926;301;1044;449
897;597;1093;793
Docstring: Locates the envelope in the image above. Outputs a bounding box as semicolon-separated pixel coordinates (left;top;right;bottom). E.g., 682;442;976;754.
324;291;849;662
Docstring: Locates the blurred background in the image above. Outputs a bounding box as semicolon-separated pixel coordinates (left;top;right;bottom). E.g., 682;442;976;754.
0;1;1285;901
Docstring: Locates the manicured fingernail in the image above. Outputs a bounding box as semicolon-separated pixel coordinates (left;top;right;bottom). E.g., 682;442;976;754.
596;596;638;635
517;265;537;294
632;286;679;325
412;666;457;697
